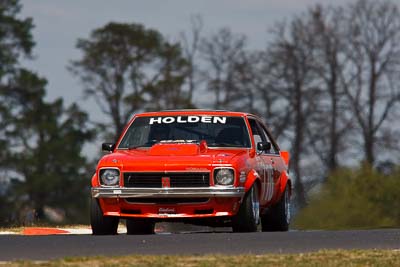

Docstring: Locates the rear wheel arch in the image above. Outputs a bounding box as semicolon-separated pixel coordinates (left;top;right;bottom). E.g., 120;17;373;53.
279;171;291;197
261;183;290;232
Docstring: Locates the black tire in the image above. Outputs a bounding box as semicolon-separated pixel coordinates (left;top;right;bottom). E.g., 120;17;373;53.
126;219;155;235
261;184;290;232
90;198;119;235
232;184;260;233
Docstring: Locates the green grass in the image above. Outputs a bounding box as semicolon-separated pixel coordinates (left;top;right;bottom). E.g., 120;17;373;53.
294;166;400;230
3;250;400;267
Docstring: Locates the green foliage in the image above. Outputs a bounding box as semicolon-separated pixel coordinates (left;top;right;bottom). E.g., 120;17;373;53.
69;22;191;140
0;70;95;225
0;0;96;226
0;0;34;77
294;165;400;229
69;22;163;138
0;0;36;226
144;42;192;110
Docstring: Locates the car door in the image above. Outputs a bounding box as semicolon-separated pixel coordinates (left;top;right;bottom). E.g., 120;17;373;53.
248;118;273;206
256;120;283;203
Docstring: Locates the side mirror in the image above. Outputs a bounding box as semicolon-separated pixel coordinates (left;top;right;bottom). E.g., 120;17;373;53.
257;141;271;152
102;143;115;152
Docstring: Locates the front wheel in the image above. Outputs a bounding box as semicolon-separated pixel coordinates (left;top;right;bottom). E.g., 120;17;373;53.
261;184;290;231
126;219;155;235
90;198;119;235
232;184;260;232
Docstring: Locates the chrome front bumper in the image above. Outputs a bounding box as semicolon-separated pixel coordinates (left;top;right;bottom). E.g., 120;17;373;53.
91;187;245;198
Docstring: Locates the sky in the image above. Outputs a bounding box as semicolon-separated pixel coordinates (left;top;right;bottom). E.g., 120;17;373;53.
19;0;354;157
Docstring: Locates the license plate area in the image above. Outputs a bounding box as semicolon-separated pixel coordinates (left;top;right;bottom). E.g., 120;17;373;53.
158;207;176;215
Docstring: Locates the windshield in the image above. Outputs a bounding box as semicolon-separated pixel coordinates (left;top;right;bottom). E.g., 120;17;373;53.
118;115;251;149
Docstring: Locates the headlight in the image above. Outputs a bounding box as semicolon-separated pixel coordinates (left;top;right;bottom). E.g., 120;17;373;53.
99;168;120;186
214;168;234;186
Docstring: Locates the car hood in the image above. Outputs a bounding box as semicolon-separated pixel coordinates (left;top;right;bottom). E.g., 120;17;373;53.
99;143;249;172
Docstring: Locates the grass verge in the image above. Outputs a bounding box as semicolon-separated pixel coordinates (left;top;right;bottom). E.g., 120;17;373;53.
3;249;400;267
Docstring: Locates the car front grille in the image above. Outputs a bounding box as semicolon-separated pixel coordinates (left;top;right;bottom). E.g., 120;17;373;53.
123;172;210;188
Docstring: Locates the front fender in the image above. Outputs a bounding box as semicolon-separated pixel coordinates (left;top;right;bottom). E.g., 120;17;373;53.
243;169;261;192
91;173;98;187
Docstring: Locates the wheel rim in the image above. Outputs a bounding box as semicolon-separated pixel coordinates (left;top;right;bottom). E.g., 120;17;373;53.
284;188;291;224
251;186;260;224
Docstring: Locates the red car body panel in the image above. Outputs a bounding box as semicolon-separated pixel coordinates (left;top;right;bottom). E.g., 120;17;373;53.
91;110;291;221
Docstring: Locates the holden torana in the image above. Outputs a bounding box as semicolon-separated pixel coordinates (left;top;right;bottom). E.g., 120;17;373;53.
90;110;291;234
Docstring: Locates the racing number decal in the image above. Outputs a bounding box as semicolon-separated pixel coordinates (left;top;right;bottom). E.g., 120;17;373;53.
265;164;274;201
257;158;274;202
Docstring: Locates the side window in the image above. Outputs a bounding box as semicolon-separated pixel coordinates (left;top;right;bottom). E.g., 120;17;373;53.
249;118;279;154
257;121;279;154
249;119;266;153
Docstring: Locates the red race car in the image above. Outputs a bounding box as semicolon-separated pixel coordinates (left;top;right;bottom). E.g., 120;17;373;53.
90;110;291;234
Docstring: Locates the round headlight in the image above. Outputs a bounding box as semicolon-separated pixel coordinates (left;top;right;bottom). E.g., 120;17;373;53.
215;169;234;185
100;169;120;186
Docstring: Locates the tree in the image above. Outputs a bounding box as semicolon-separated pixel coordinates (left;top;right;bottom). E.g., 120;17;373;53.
70;22;190;141
225;50;264;114
180;14;203;102
0;0;34;169
142;42;190;110
0;0;35;225
301;5;354;174
0;1;96;225
200;28;248;110
242;50;293;139
266;18;321;208
342;0;400;165
0;69;94;224
0;0;34;78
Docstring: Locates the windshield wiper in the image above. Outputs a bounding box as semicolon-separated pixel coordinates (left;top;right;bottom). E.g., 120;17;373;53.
128;141;156;150
208;142;242;147
128;145;147;150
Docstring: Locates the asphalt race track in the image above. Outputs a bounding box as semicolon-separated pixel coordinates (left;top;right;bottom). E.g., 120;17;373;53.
0;229;399;261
